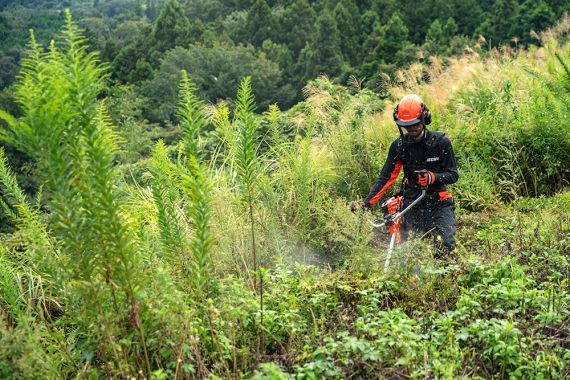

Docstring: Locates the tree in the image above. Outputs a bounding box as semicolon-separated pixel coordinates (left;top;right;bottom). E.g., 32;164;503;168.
359;10;379;57
369;12;410;65
511;0;555;45
0;49;19;89
145;0;160;20
113;20;150;45
476;0;519;46
152;0;192;52
113;42;153;83
334;0;359;66
424;17;457;56
278;0;316;57
370;0;397;24
451;0;483;37
245;0;275;46
260;40;297;106
79;17;111;54
545;0;570;19
140;44;283;122
185;0;227;22
299;10;343;82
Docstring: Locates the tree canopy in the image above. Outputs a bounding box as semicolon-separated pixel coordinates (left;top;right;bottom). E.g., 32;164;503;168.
0;0;568;117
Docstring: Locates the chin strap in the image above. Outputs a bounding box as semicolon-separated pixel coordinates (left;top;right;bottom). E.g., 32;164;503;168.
397;125;405;141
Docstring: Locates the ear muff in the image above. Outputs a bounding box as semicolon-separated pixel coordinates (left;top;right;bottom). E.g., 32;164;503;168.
422;104;432;125
393;104;399;122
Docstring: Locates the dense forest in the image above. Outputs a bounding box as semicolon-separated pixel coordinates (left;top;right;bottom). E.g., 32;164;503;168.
0;0;569;379
1;0;569;119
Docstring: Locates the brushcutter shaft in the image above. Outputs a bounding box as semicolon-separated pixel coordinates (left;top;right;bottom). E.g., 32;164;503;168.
384;232;398;272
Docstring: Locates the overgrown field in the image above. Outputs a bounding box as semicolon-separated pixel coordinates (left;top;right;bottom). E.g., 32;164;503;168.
0;12;569;379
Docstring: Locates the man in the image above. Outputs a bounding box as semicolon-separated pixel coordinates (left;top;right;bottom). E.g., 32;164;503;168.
353;94;458;253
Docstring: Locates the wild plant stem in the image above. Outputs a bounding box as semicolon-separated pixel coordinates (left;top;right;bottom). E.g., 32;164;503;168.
128;293;151;378
249;199;257;291
207;309;232;378
248;199;261;364
260;268;265;357
136;319;152;378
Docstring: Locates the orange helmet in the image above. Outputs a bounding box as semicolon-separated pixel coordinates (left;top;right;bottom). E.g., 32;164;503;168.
393;94;431;127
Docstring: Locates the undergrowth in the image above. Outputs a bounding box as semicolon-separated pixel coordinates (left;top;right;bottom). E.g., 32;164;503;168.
0;12;569;379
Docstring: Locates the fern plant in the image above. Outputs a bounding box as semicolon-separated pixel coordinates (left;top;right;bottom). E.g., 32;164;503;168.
234;77;262;285
265;103;284;150
178;78;215;297
0;147;62;325
176;70;214;295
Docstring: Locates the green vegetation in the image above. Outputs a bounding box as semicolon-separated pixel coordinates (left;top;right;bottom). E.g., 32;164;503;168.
0;6;569;380
1;0;569;118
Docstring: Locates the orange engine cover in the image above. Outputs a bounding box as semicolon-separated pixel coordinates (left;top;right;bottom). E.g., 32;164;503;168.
382;196;404;242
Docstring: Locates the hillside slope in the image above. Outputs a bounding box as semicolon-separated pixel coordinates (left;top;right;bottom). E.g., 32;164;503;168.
0;13;569;379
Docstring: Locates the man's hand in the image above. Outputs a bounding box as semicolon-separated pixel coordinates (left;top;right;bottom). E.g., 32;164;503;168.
350;201;370;212
417;170;435;187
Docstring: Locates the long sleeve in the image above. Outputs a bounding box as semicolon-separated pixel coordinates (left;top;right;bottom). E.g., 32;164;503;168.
434;136;458;185
363;140;402;206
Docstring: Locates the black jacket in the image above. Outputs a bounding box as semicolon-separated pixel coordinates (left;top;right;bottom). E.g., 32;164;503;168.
364;128;458;206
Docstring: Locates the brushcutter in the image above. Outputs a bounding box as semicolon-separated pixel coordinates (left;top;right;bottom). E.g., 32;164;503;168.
369;170;429;272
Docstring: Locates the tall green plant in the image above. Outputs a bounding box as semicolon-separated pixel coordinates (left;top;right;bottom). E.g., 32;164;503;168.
149;141;189;266
265;103;284;150
0;148;60;323
179;156;213;295
234;77;262;285
0;12;151;376
177;70;208;159
147;71;214;297
214;76;265;357
177;70;214;296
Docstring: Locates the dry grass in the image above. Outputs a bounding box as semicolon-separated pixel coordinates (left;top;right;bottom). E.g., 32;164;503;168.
368;34;566;138
540;13;570;44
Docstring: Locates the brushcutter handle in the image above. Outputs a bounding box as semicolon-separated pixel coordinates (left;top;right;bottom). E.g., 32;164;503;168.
369;220;386;228
414;169;430;190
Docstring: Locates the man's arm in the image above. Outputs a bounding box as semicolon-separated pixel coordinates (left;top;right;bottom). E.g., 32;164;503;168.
434;136;458;185
363;140;402;206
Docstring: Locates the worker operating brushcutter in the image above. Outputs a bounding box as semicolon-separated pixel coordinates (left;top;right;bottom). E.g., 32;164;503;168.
351;94;459;256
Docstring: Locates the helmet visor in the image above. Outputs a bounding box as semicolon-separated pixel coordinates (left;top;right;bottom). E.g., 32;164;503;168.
395;118;422;127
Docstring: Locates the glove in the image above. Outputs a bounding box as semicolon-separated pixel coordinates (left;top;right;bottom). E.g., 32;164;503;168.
349;201;370;213
350;201;362;212
417;170;436;187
